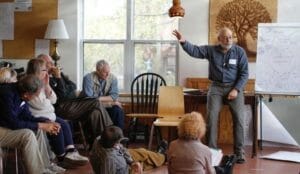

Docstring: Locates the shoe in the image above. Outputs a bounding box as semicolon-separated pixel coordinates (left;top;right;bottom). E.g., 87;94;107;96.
64;151;89;166
236;153;246;164
223;154;237;174
157;139;168;155
219;155;230;167
48;162;66;174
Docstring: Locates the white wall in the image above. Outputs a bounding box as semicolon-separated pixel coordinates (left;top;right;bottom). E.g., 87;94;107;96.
57;0;300;87
58;0;81;87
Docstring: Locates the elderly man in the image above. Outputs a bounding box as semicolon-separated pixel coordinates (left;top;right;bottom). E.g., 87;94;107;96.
173;28;249;163
81;60;125;129
37;54;113;147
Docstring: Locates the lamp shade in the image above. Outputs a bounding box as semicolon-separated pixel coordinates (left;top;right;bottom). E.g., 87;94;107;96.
44;19;69;39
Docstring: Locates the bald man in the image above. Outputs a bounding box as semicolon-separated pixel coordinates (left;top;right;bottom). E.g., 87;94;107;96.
37;54;113;147
173;28;249;164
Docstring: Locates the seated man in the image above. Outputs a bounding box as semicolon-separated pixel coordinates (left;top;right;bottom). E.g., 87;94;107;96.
81;59;124;129
38;54;113;146
90;126;166;174
0;127;51;174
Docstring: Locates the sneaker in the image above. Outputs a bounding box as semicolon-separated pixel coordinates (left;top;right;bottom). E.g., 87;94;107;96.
157;139;168;155
64;151;89;166
236;153;246;164
48;162;66;174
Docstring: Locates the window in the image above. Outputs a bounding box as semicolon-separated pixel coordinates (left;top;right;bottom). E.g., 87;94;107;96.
83;0;178;91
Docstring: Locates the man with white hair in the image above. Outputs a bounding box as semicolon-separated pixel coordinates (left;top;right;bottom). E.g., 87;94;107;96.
38;54;113;147
172;28;249;163
81;60;125;129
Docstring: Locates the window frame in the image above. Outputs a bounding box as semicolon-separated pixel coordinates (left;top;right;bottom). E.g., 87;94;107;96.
81;0;179;92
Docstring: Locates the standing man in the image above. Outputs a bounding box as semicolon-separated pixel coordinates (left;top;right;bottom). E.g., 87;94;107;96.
173;28;249;163
37;54;113;147
81;60;125;129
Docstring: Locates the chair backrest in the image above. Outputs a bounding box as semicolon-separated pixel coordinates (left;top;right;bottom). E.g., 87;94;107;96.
157;86;185;117
131;73;166;114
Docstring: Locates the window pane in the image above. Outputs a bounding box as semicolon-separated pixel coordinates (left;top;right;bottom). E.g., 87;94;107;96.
84;0;126;39
135;43;176;85
83;43;124;89
134;0;178;40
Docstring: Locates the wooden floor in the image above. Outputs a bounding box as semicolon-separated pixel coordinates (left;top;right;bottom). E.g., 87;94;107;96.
63;144;300;174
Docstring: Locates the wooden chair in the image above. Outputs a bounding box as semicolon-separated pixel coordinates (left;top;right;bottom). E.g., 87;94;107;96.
126;72;166;143
148;86;185;150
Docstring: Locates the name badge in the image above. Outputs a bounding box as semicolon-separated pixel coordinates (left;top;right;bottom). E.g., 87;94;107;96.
229;59;237;65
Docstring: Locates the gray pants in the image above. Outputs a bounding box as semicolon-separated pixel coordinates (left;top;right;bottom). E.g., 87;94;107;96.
206;84;245;154
0;127;45;174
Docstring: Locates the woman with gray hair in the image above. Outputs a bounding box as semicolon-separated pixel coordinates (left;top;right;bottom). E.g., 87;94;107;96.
167;112;236;174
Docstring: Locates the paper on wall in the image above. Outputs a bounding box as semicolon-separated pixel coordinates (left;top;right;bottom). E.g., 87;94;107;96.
0;3;14;40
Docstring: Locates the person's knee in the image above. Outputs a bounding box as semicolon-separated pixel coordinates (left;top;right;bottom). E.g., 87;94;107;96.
22;129;36;141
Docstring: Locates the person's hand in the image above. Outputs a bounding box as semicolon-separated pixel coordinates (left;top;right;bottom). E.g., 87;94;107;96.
131;162;143;174
113;101;122;108
43;73;53;98
49;66;61;78
172;29;185;43
227;88;238;100
39;122;61;135
43;73;49;86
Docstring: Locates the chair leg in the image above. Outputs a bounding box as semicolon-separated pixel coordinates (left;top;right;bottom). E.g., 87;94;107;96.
148;124;155;150
15;148;18;174
78;121;88;151
128;118;137;142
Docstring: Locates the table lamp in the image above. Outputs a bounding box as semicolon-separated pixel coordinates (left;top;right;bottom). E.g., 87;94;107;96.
44;19;69;65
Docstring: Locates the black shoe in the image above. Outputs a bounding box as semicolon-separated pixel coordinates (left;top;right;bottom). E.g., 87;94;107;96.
236;153;246;164
157;139;168;155
215;154;237;174
220;155;230;166
224;154;237;174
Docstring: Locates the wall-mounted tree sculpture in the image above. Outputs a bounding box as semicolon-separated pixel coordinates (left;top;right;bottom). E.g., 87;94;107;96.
209;0;277;62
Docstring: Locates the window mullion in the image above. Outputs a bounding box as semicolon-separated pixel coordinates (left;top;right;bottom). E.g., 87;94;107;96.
124;0;134;92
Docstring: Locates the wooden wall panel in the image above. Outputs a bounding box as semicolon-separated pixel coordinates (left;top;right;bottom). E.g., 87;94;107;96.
1;0;57;59
185;78;255;92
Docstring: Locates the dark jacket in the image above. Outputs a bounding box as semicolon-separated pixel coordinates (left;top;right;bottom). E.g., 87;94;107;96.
0;83;48;131
49;73;77;103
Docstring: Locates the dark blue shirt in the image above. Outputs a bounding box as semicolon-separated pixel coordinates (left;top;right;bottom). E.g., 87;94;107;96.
181;41;249;91
0;83;48;131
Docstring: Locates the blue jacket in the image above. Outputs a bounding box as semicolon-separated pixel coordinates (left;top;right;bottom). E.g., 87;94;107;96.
0;83;48;131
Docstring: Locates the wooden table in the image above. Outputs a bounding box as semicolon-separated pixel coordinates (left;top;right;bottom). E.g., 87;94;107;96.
184;91;257;157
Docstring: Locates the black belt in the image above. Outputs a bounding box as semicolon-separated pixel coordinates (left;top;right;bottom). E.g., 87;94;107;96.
212;81;235;87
